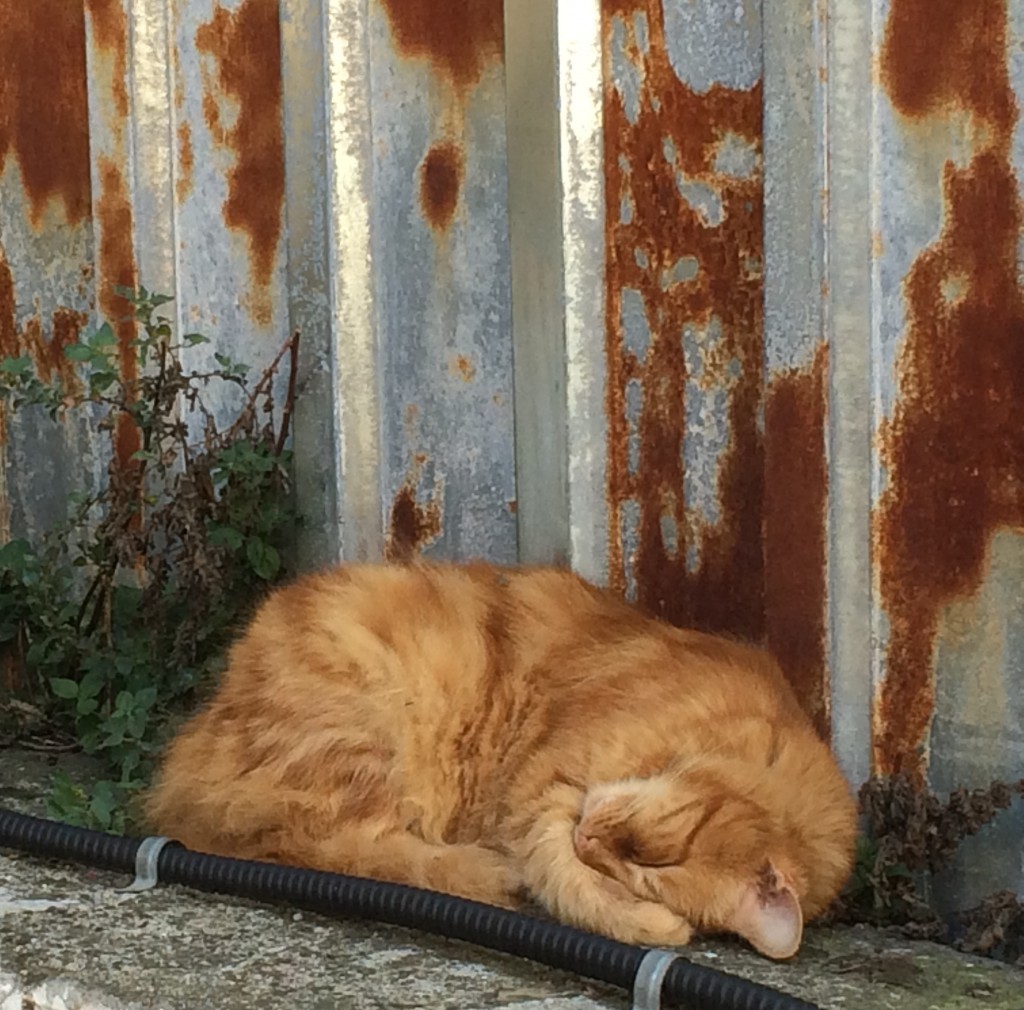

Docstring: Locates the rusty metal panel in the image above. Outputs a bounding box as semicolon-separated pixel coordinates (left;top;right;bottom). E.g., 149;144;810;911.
601;0;774;644
1;0;518;568
171;0;291;429
0;1;101;542
871;0;1024;902
764;0;875;769
367;0;517;563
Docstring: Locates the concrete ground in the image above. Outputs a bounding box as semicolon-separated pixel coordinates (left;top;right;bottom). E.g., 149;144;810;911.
1;748;1023;1010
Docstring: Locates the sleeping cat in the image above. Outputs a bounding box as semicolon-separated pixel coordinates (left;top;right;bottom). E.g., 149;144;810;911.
146;561;857;958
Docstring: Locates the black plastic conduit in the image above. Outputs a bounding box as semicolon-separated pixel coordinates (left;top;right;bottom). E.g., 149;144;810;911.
0;808;818;1010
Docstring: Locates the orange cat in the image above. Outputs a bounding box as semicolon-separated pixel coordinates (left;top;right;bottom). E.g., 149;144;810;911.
146;561;857;958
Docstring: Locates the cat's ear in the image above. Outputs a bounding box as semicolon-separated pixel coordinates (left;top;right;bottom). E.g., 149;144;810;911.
726;861;803;960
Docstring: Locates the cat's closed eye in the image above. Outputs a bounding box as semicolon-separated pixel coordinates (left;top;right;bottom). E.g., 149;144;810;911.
611;830;677;868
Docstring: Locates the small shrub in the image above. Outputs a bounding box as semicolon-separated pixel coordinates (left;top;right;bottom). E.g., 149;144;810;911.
0;287;299;829
831;774;1024;939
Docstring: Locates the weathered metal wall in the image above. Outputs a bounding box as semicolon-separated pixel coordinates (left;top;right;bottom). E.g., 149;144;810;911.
764;0;1024;906
871;0;1024;907
507;0;1023;906
0;0;517;568
594;0;832;740
2;0;1022;904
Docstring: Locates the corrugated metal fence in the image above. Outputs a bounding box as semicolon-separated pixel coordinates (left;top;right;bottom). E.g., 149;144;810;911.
1;0;1021;905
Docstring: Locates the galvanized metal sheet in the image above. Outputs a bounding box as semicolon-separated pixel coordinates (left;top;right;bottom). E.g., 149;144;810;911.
0;1;101;543
764;0;875;778
171;0;291;434
370;0;517;563
762;0;833;742
872;0;1024;780
870;0;1024;902
601;0;771;648
279;0;343;566
504;0;608;579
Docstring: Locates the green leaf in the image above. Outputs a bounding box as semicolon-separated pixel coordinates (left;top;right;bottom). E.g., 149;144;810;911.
101;717;126;748
88;781;119;829
246;538;280;581
89;370;118;393
208;524;244;550
46;771;88;823
64;344;95;362
88;323;117;348
126;709;148;738
0;356;33;376
150;293;174;308
0;538;33;570
50;677;79;699
183;332;208;346
78;668;105;700
134;686;158;710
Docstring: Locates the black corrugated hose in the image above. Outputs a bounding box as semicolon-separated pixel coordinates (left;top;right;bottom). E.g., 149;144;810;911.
0;808;818;1010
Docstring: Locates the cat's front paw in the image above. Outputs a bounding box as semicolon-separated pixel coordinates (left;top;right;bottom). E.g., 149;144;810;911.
604;900;693;948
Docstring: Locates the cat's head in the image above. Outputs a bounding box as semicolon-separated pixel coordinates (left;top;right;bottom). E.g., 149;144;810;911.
572;766;855;959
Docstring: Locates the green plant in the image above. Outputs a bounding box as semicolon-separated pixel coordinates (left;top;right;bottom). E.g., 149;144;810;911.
0;287;299;829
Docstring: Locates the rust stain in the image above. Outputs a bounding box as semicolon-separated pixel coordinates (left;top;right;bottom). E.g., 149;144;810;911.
764;344;830;736
95;157;140;471
378;0;504;91
0;246;87;402
420;142;464;232
387;484;443;562
85;0;130;120
22;311;88;395
602;2;767;645
0;248;16;363
450;353;475;382
196;0;285;326
875;0;1024;783
177;121;195;203
0;0;91;227
881;1;1014;132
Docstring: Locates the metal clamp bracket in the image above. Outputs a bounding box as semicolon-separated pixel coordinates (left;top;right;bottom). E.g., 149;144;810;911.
632;948;685;1010
117;836;174;893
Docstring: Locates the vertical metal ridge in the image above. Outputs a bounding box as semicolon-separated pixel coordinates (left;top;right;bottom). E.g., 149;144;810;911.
129;0;176;300
281;0;340;566
826;0;874;785
322;0;383;561
559;0;608;584
504;0;570;566
764;0;874;781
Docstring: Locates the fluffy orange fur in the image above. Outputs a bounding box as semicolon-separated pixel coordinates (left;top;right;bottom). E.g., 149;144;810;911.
147;561;857;958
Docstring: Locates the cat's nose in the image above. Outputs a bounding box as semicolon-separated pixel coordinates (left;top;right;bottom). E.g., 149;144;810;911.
572;825;600;862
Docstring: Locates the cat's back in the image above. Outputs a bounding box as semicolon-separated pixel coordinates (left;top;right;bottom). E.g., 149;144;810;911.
233;559;587;682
